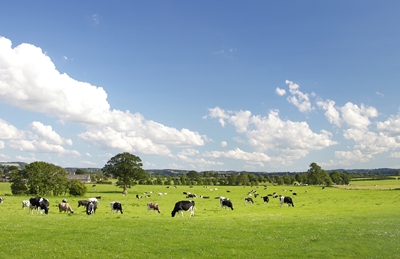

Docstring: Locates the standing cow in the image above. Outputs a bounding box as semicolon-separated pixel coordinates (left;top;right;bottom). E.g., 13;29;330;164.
147;202;161;213
22;200;30;209
110;202;123;214
261;196;269;203
29;197;50;214
171;200;195;217
220;197;234;210
280;196;295;207
86;201;97;215
58;202;74;213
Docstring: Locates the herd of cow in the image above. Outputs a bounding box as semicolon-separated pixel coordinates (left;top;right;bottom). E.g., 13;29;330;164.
6;190;295;217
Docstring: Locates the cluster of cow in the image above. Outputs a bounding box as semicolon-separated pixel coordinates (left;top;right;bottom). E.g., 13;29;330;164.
13;188;295;218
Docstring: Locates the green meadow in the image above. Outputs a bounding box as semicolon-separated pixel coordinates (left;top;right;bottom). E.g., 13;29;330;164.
0;181;399;259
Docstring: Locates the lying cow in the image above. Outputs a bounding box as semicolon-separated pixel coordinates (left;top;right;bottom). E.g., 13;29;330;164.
78;200;89;208
171;200;195;217
58;202;74;213
280;196;294;207
22;200;30;209
186;193;197;198
244;197;254;204
220;197;234;210
29;197;50;214
86;201;97;215
110;202;123;214
147;202;161;213
0;198;3;203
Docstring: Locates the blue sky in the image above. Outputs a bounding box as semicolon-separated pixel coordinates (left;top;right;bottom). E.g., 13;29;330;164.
1;1;400;172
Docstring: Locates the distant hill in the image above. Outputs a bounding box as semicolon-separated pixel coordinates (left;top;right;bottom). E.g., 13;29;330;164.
1;162;399;176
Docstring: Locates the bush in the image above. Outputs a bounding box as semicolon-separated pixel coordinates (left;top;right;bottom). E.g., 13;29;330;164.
96;180;113;185
68;180;87;196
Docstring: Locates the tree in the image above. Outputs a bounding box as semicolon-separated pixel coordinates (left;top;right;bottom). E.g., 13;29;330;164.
69;180;87;196
306;162;331;186
24;161;69;196
102;152;148;194
75;168;87;175
10;170;28;195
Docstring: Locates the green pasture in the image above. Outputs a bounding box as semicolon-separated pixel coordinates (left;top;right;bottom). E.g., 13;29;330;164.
0;181;399;258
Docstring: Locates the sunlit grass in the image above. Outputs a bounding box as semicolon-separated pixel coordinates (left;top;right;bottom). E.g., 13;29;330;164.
0;181;399;258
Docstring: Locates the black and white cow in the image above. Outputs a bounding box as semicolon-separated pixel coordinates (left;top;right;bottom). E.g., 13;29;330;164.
171;200;195;217
110;202;123;214
261;196;269;203
0;198;3;203
29;197;50;214
136;194;142;199
186;193;197;198
280;196;294;207
22;200;30;209
244;197;254;204
86;201;97;215
220;197;234;210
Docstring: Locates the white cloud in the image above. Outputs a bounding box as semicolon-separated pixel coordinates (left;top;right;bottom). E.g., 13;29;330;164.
0;141;4;149
0;36;205;157
334;150;372;165
221;141;227;147
204;148;271;166
207;107;337;164
316;99;342;127
15;155;37;163
377;114;400;137
285;80;314;113
0;119;25;139
0;153;10;159
390;152;400;158
275;87;286;96
340;102;377;129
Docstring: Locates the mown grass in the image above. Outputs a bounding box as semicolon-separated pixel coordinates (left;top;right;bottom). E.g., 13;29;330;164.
0;181;399;258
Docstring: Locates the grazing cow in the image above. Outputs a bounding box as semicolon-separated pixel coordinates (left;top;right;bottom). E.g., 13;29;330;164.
147;202;161;213
136;194;142;199
171;200;195;217
78;200;89;208
88;198;99;205
158;193;163;196
200;195;210;199
95;196;102;199
292;193;297;196
220;197;234;210
58;202;74;213
22;200;30;209
280;196;295;207
0;198;3;203
110;202;123;214
86;201;97;215
244;197;254;204
261;196;269;203
29;197;50;214
186;193;197;198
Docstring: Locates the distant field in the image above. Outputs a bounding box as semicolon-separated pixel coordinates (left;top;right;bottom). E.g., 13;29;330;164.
0;180;399;258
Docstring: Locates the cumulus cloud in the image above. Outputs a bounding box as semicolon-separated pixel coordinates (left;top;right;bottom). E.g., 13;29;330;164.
0;119;25;139
316;99;342;127
221;141;227;147
0;36;205;157
285;80;314;113
0;141;4;149
275;87;286;96
377;114;400;137
207;107;337;164
0;118;80;157
340;102;378;129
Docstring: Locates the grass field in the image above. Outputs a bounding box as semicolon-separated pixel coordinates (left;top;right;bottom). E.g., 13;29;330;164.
0;181;399;258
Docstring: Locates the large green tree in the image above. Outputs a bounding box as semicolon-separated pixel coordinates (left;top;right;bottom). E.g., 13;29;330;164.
306;162;332;186
24;161;69;196
102;152;148;194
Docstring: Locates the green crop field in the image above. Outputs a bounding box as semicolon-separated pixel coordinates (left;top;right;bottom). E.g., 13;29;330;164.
0;180;399;258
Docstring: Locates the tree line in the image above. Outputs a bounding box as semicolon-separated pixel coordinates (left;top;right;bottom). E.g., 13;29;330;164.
5;151;398;196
